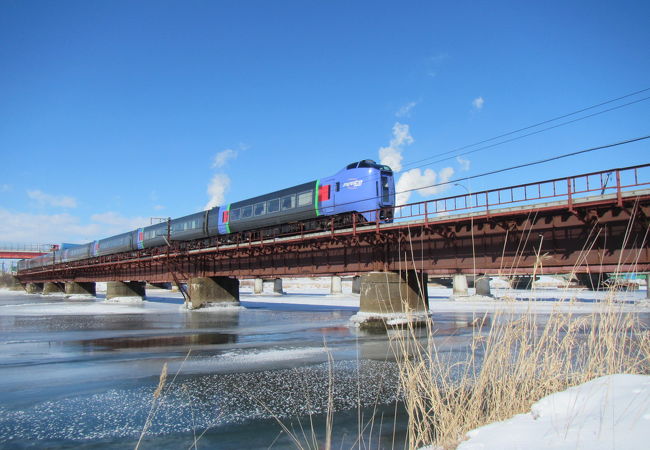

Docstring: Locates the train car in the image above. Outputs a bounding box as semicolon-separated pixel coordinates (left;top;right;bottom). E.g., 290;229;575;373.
61;242;93;263
22;253;53;270
218;159;394;233
96;231;134;256
322;159;394;221
137;221;169;249
169;211;209;241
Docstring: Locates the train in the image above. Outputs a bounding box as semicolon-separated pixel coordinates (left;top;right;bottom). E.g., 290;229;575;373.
18;159;395;271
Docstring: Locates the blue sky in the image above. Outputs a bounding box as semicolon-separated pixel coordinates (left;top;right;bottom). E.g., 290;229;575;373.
0;0;649;245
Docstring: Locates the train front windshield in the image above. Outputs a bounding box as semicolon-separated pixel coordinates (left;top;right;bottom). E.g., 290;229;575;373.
381;174;391;204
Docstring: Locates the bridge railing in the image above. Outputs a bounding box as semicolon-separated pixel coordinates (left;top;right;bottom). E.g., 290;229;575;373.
0;243;57;253
390;163;650;224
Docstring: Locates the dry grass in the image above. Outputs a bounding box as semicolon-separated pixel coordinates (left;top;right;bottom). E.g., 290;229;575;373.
391;212;650;449
390;301;650;449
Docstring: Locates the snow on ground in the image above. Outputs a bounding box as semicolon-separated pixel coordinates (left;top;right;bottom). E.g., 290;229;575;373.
457;374;650;450
0;288;179;315
241;292;359;308
2;275;648;315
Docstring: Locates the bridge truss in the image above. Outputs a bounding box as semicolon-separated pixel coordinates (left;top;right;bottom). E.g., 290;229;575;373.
17;164;650;283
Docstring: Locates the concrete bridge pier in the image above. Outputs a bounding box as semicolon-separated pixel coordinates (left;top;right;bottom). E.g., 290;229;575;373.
43;282;65;295
575;273;603;291
355;271;428;329
511;275;534;290
253;278;263;294
352;276;361;294
106;281;146;301
330;276;342;295
188;277;240;309
273;278;284;294
475;275;492;297
452;274;469;297
65;281;96;296
25;282;43;294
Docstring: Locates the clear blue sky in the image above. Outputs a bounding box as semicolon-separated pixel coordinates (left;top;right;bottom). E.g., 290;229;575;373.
1;0;649;244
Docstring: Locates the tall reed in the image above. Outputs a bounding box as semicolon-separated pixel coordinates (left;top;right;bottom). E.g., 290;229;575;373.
391;219;650;449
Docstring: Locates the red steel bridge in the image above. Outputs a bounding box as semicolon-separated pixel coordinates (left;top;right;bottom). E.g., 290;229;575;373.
16;164;650;284
0;243;57;260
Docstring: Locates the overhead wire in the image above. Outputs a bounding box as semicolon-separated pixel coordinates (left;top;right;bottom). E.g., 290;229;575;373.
330;87;650;190
329;134;650;209
394;134;650;199
399;92;650;172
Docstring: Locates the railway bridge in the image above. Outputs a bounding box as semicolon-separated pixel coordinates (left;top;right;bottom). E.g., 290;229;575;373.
16;164;650;312
0;243;56;260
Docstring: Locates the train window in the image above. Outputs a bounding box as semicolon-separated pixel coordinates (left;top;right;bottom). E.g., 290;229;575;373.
281;195;295;210
242;205;253;218
297;190;312;206
231;208;241;221
254;202;266;216
336;182;340;192
346;162;358;169
268;198;280;213
382;175;391;203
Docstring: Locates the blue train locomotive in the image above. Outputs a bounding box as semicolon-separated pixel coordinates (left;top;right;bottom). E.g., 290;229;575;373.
18;159;395;271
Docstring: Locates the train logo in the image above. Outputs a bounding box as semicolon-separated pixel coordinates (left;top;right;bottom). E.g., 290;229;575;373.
342;179;363;189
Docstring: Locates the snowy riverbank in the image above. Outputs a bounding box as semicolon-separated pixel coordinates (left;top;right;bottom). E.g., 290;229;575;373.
455;374;650;450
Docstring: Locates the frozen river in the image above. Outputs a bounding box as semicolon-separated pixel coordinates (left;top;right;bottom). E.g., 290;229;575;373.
0;284;648;448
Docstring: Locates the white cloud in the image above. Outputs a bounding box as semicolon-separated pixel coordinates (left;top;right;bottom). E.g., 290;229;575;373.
212;148;238;168
205;173;231;210
456;156;471;171
90;212;149;230
396;167;454;206
0;208;98;244
378;122;414;172
472;96;485;111
0;207;156;245
396;101;418;118
27;189;77;208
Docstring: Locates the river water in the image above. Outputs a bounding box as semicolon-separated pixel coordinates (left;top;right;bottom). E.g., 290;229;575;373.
0;285;647;449
0;288;415;449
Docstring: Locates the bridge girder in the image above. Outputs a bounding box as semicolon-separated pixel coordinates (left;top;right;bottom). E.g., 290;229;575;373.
16;193;650;283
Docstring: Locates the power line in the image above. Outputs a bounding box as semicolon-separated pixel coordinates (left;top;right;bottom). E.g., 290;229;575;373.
337;87;650;192
395;135;650;198
328;134;649;210
400;90;650;172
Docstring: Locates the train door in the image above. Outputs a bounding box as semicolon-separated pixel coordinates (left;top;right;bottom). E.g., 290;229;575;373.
317;177;336;217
